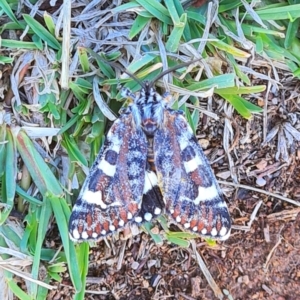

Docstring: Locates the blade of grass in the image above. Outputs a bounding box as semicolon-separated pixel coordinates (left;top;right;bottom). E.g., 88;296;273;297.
135;0;173;24
23;14;61;50
0;0;20;24
129;15;150;39
187;73;235;90
166;13;187;52
13;129;63;195
73;242;89;300
49;193;82;292
0;128;17;225
30;197;52;297
255;4;300;20
1;39;38;49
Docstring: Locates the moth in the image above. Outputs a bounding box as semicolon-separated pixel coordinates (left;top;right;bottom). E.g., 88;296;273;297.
69;60;231;242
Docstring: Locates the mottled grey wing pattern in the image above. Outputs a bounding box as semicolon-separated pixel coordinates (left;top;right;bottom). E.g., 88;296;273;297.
69;113;148;241
154;109;231;240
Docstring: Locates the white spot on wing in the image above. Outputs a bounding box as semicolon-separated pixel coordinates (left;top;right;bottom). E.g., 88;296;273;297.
127;212;133;220
184;223;190;229
192;226;197;232
144;212;153;221
211;227;217;236
109;225;115;231
194;185;219;205
92;232;98;238
98;159;116;177
154;207;161;215
111;144;121;153
219;227;230;240
119;220;125;227
143;171;158;194
101;230;106;235
201;228;207;235
81;190;107;208
135;216;142;223
183;156;202;173
178;138;189;151
72;229;80;240
81;231;88;239
176;216;181;222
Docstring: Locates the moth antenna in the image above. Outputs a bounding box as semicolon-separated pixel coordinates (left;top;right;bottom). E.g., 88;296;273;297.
148;58;203;88
102;60;145;89
86;48;145;88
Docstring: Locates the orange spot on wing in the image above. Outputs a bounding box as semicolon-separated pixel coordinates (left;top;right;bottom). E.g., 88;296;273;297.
216;215;222;231
95;222;101;234
128;202;138;215
180;216;187;225
197;221;205;231
102;220;109;232
120;209;128;222
172;205;181;219
190;169;203;185
86;213;92;228
113;218;119;228
206;207;213;233
78;223;83;234
190;219;198;228
96;174;111;191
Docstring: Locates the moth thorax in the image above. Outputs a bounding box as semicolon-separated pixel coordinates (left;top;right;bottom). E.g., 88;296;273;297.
142;118;158;136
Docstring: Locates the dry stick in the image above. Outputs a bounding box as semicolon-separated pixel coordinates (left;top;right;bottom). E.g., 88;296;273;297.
191;240;224;300
231;200;263;232
218;180;300;207
116;240;127;271
263;69;272;142
263;225;284;272
61;0;71;89
0;264;55;290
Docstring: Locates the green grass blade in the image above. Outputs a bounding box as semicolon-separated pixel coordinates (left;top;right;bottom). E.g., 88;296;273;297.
0;128;17;225
30;198;52;297
166;13;187;52
1;39;38;49
23;14;61;50
6;272;32;300
187;73;235;90
135;0;173;24
218;93;262;119
49;194;82;292
111;1;139;14
142;222;164;245
215;85;266;94
61;134;88;167
255;4;300;20
13;129;63;195
129;15;150;39
164;0;180;24
73;242;89;300
0;0;19;24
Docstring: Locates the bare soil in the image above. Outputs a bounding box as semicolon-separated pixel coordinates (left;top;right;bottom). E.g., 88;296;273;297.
48;75;300;300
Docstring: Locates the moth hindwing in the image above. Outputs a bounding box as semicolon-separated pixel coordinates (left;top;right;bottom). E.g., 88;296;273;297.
69;66;231;242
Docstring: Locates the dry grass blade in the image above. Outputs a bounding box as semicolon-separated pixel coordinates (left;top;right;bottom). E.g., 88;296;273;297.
60;0;71;89
190;240;224;300
0;264;55;290
219;180;300;207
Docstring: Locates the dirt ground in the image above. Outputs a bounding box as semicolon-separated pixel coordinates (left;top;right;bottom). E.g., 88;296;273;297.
47;74;300;300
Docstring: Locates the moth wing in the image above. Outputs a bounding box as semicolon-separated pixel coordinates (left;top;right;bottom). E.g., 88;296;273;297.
134;168;165;224
69;113;148;241
154;110;231;240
